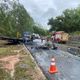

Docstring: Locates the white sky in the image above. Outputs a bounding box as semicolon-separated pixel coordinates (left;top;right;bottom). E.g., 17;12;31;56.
19;0;80;29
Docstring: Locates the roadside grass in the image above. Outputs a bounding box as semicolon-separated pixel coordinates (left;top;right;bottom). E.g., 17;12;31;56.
0;40;22;80
0;40;46;80
0;46;20;57
0;68;12;80
14;54;36;80
14;50;45;80
0;40;23;57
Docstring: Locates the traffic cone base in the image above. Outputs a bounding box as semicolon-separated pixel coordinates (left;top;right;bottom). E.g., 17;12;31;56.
49;66;58;73
49;62;58;74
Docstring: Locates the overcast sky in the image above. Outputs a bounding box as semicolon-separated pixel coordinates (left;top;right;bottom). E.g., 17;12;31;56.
19;0;80;29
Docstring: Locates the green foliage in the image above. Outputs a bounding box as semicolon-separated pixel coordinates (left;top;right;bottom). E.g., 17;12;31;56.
0;68;12;80
33;25;48;36
71;31;80;35
0;0;34;38
0;0;49;37
48;7;80;33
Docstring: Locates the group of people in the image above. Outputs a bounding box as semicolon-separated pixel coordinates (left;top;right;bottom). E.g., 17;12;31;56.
41;37;57;50
29;35;57;50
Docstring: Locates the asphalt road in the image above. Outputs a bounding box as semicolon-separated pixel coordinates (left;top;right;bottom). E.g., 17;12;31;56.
25;39;80;80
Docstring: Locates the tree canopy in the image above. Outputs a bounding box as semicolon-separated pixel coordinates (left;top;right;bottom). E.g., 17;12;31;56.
0;0;50;37
33;25;48;36
48;7;80;33
0;0;35;37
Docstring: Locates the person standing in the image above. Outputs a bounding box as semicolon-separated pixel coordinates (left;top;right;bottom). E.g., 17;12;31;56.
41;36;44;43
45;38;53;49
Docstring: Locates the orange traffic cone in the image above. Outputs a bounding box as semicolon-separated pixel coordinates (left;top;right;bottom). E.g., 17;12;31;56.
49;57;58;74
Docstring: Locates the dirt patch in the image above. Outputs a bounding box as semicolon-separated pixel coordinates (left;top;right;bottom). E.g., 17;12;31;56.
0;54;20;77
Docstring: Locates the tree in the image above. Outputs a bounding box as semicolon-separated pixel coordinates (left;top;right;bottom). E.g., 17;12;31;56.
0;0;34;37
33;25;48;36
48;7;80;33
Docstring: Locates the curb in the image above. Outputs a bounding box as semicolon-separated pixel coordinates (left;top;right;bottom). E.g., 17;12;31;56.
23;44;47;80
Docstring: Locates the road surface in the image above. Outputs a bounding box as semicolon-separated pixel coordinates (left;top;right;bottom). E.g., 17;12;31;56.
25;39;80;80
